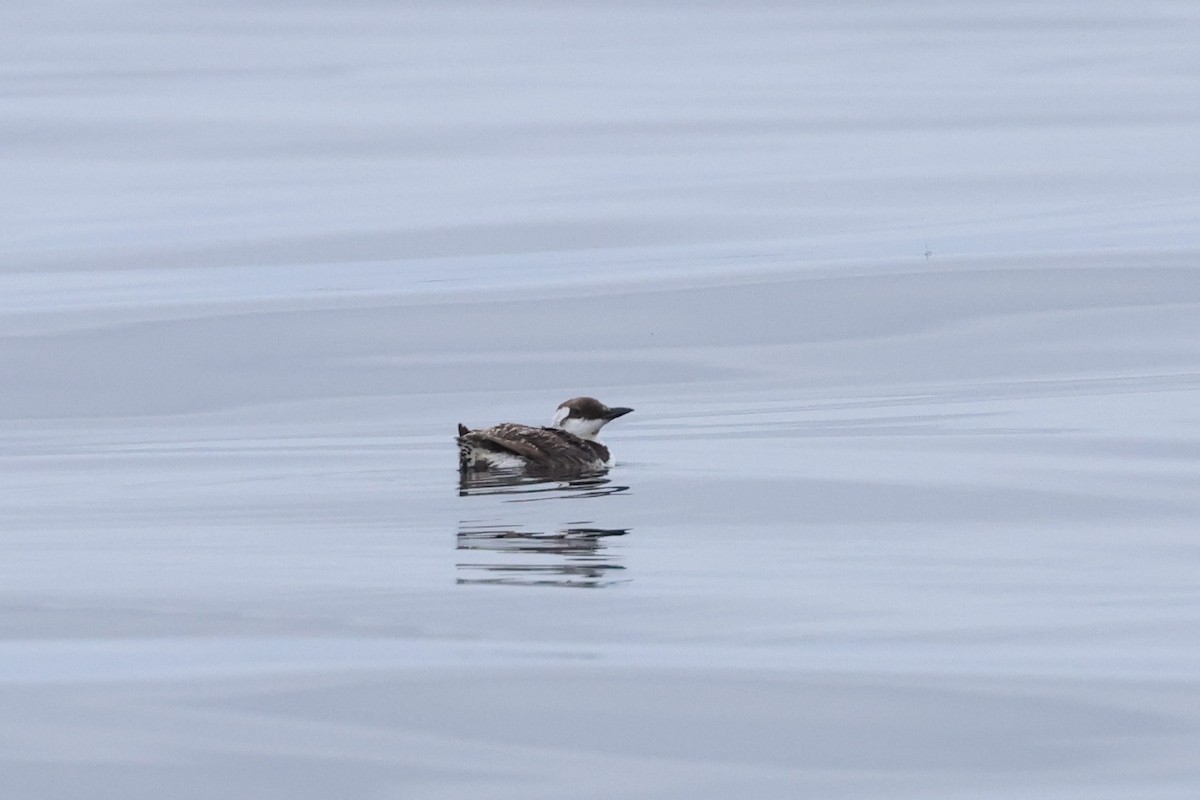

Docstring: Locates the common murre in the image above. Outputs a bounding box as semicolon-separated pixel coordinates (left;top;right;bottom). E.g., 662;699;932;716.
457;397;633;475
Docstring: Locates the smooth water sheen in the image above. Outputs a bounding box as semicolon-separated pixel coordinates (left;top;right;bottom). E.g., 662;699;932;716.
3;2;1200;798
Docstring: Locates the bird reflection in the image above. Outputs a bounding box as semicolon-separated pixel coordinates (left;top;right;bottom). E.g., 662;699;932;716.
456;467;631;587
458;468;629;500
456;524;629;588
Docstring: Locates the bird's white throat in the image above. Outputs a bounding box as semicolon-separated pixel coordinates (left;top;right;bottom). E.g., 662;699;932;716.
553;410;606;441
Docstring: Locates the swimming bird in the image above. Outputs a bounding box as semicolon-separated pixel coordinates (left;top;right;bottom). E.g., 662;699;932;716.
457;396;633;475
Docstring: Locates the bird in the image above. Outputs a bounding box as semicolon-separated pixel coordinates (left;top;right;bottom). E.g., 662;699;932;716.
457;396;633;476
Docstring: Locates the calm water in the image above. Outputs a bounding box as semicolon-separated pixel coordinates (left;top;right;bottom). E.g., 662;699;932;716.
3;2;1200;798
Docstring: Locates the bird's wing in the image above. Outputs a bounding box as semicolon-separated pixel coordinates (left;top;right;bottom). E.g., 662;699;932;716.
462;423;556;464
462;424;607;471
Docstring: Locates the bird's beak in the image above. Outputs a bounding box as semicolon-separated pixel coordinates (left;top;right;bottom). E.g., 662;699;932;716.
604;406;634;420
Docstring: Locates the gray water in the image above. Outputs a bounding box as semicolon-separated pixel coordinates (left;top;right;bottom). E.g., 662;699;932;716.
3;2;1200;798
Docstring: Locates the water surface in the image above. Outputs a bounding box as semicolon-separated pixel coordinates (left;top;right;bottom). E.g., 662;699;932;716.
3;2;1200;798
